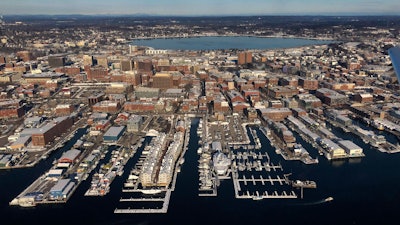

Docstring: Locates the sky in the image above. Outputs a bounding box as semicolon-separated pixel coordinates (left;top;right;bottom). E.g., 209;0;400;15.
2;0;400;16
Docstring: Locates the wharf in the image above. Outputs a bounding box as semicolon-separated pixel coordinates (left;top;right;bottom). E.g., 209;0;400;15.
232;171;297;200
116;117;191;214
235;190;297;200
114;190;171;214
120;197;164;202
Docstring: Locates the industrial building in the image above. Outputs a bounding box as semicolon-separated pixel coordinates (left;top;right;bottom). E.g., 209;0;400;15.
49;179;75;200
8;136;31;150
338;140;364;157
19;116;74;147
58;149;81;164
103;126;126;142
317;138;346;158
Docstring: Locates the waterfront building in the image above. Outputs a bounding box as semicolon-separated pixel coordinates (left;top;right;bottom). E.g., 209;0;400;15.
9;136;31;150
325;109;353;127
337;140;363;156
158;132;184;186
317;138;346;158
269;120;296;147
49;179;73;200
58;149;81;163
103;126;126;142
20;116;74;147
145;48;169;55
140;133;167;187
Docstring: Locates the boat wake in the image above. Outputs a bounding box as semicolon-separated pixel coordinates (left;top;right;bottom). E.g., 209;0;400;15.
291;197;333;206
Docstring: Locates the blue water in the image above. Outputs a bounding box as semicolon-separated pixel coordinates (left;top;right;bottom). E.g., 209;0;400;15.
132;36;332;50
1;119;400;225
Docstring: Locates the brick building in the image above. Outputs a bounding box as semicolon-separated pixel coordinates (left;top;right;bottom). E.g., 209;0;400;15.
152;73;173;89
92;101;121;113
298;78;319;90
258;108;292;121
124;101;156;112
55;104;75;116
0;100;25;118
20;116;73;146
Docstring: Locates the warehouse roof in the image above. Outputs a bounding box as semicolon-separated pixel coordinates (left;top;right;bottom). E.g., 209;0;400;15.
104;126;125;137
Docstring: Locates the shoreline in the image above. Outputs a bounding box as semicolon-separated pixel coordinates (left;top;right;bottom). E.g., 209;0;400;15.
130;34;336;42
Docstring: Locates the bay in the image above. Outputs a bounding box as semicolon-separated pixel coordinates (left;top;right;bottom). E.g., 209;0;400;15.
132;36;332;50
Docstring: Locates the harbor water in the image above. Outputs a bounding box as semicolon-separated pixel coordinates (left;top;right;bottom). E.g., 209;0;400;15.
1;119;400;225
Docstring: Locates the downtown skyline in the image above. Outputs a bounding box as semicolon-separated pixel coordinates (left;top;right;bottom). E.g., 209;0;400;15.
2;0;400;16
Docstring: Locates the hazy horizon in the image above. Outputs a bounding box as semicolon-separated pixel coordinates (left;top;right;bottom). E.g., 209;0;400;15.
2;0;400;16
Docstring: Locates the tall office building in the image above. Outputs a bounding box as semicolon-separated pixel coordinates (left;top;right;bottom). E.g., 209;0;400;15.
16;51;33;62
238;52;252;65
121;59;133;71
152;73;173;89
96;56;108;68
83;55;94;66
48;55;66;68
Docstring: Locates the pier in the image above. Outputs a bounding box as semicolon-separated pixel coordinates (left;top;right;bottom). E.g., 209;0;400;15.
115;117;191;214
114;186;172;214
236;175;286;186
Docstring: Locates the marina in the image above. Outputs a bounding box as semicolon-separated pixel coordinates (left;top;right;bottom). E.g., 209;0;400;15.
114;117;191;213
196;114;317;201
